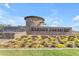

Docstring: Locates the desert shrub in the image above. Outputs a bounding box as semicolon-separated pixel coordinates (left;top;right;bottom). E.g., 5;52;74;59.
56;44;66;48
75;40;79;43
65;41;74;48
1;35;79;48
59;39;67;44
36;35;42;40
74;37;79;41
34;44;44;48
50;44;56;48
75;43;79;47
75;40;79;47
0;44;5;48
42;42;48;47
46;42;52;45
3;44;9;47
13;45;21;48
77;36;79;39
27;35;32;39
21;35;28;39
68;36;75;41
48;41;57;48
49;37;56;41
60;36;67;39
15;38;21;41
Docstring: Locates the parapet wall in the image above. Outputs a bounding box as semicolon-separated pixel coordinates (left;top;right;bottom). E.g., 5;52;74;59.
0;32;26;39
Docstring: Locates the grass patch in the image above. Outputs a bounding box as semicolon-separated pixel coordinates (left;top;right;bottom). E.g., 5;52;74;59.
0;49;79;56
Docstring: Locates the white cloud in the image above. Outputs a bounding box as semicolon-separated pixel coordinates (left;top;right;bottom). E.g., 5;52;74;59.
8;19;16;25
70;22;79;31
71;22;79;31
45;16;63;27
44;9;63;27
0;9;24;26
4;3;10;8
45;14;79;31
0;9;6;16
53;21;59;24
73;15;79;22
50;21;60;27
73;23;79;26
72;15;79;31
72;26;79;31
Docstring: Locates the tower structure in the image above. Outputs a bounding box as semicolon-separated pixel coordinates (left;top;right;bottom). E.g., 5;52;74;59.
24;16;45;34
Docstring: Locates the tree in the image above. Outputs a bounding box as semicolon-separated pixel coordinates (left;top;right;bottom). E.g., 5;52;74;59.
0;24;12;30
0;24;5;30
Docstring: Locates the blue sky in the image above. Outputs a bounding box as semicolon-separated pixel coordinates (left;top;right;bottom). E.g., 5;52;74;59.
0;3;79;31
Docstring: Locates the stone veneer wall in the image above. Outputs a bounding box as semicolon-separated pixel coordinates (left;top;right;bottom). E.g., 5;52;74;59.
29;31;72;35
0;31;26;39
0;32;15;39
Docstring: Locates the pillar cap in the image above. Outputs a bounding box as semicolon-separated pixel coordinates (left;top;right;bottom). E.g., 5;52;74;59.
24;16;45;21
